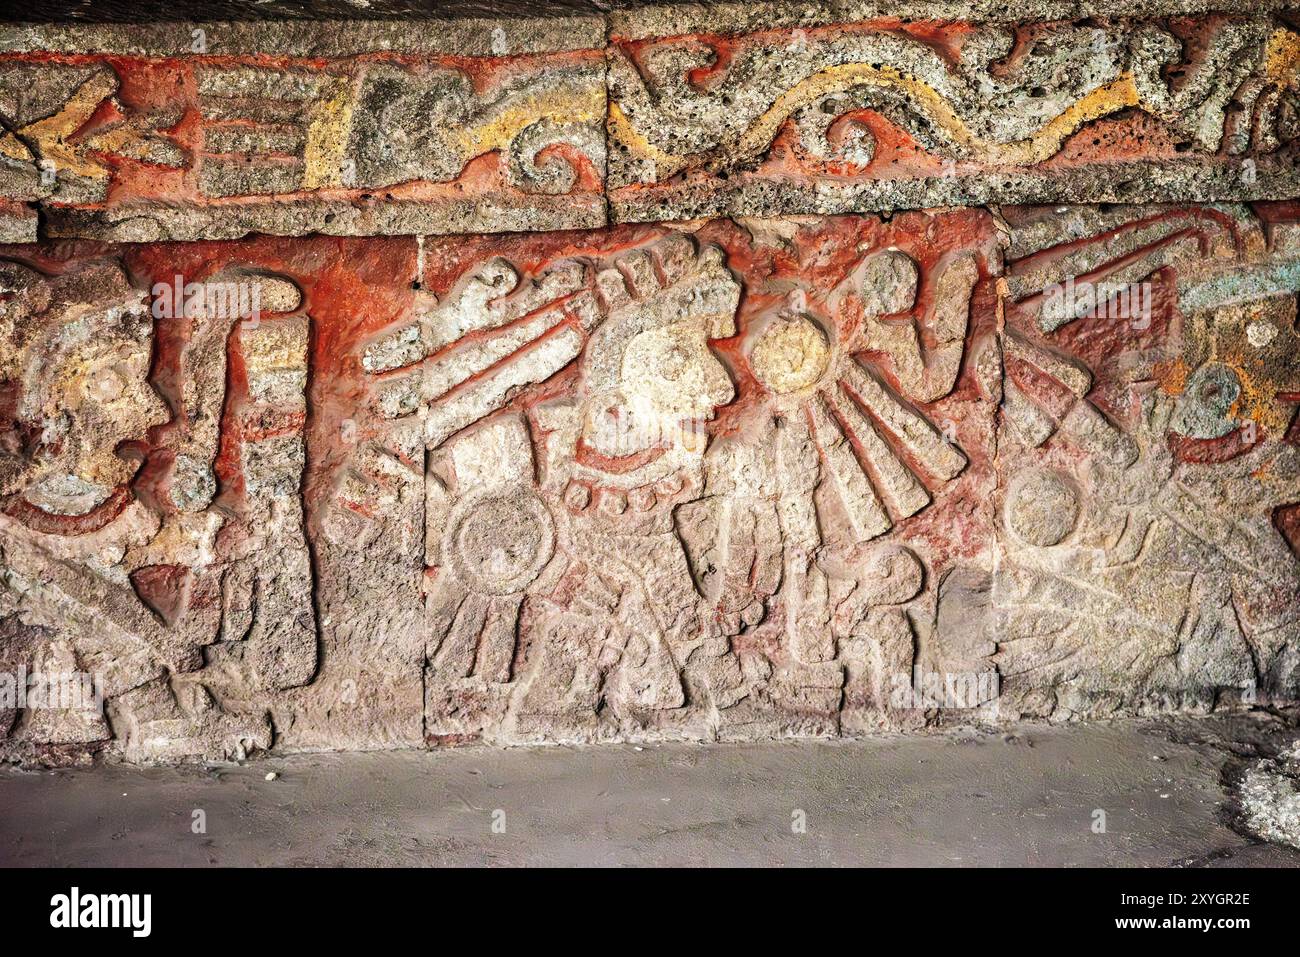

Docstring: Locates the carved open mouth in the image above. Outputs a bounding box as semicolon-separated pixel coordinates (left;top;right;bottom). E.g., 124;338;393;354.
3;483;133;535
575;434;670;474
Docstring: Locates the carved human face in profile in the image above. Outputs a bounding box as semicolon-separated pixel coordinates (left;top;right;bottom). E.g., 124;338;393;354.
0;259;167;518
620;317;735;422
579;237;739;467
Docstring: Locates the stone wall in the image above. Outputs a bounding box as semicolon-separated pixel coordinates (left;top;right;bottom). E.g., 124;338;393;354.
0;1;1296;763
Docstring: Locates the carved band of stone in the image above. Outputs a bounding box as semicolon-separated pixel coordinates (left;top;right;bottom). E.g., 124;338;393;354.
0;15;1297;240
609;19;1298;185
0;53;607;241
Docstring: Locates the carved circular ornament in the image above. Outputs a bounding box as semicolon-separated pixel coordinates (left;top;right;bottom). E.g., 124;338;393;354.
444;485;555;595
751;316;831;395
1005;469;1080;547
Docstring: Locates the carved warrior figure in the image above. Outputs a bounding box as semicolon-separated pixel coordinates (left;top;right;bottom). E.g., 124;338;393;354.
0;256;316;762
995;204;1300;717
364;236;742;737
517;237;741;734
364;230;980;739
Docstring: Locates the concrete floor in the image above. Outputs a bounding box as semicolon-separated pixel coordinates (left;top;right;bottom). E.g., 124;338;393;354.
2;712;1299;867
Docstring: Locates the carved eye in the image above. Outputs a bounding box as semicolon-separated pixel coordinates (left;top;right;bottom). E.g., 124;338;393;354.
658;344;690;382
84;364;125;403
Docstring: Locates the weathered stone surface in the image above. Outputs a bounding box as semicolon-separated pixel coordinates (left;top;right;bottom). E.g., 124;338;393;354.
1241;740;1300;850
1;6;606;57
0;5;1296;239
365;213;1000;743
609;2;1300;38
1;201;1292;762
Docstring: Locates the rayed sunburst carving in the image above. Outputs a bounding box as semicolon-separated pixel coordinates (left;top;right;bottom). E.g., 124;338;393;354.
738;251;973;545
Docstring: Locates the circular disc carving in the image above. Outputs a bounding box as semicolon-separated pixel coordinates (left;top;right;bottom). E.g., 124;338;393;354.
751;316;831;395
1005;470;1079;547
444;486;556;595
